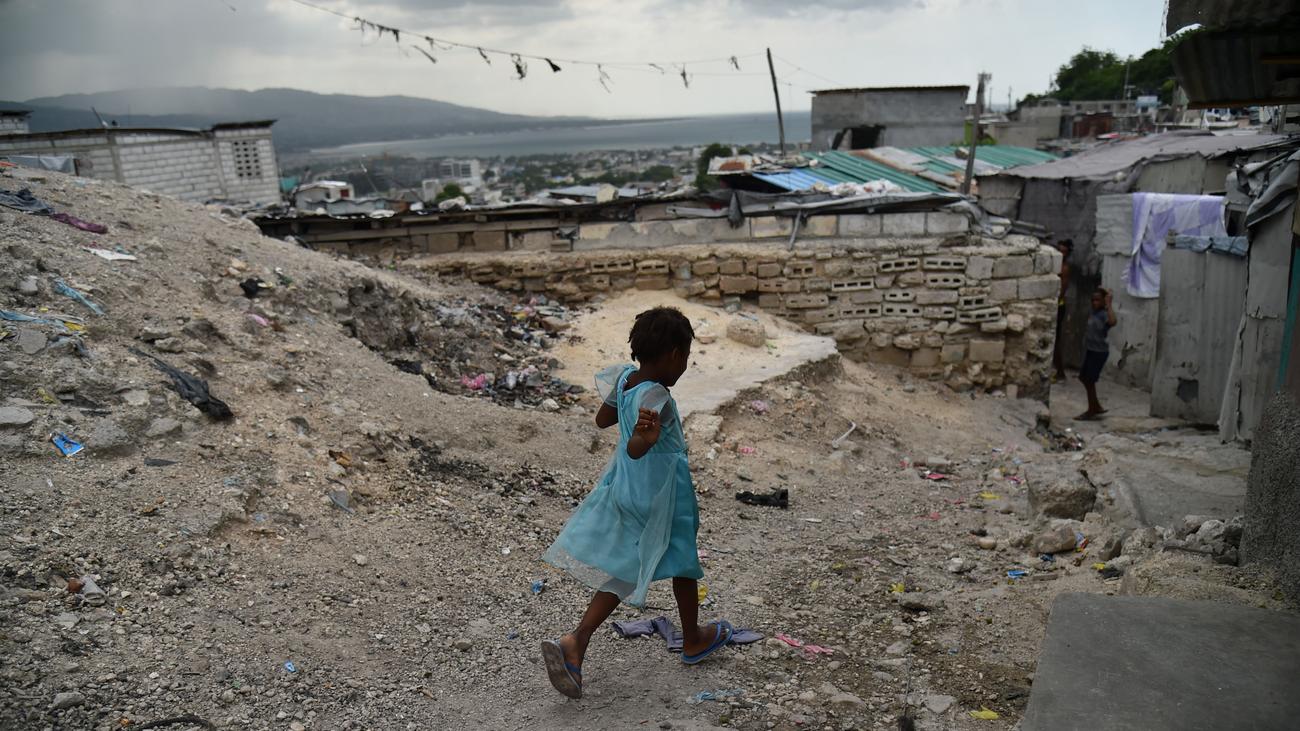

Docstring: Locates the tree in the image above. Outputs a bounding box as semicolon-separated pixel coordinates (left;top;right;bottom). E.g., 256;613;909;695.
435;182;464;202
695;142;734;191
1020;41;1177;107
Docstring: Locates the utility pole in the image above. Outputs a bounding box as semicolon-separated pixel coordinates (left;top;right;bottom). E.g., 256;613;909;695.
961;72;988;196
766;48;786;156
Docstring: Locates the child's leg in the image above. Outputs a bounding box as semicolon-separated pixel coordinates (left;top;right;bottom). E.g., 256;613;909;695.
672;577;719;655
1083;381;1102;413
560;591;620;669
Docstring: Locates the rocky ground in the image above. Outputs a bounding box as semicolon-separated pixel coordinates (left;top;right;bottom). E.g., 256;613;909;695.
0;166;1287;731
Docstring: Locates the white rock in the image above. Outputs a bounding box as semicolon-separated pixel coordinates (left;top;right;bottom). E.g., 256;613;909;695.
725;317;767;348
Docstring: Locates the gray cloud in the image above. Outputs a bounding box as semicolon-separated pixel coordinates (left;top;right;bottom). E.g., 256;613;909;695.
711;0;920;18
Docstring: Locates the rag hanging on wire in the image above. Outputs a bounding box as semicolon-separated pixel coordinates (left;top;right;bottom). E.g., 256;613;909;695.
546;58;562;73
511;53;528;79
413;46;437;64
680;66;691;89
597;65;613;92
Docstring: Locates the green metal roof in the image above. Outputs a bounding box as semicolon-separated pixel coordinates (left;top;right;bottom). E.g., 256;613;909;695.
908;145;1058;174
806;151;946;193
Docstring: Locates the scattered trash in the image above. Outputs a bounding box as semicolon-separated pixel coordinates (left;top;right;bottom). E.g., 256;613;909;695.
1041;554;1056;563
53;278;105;315
612;615;762;652
78;575;106;606
735;488;788;509
50;433;84;457
1006;569;1028;579
692;689;744;704
1098;566;1123;579
246;313;270;328
737;445;757;455
283;661;297;673
749;399;770;415
460;373;490;391
129;347;233;420
83;246;135;261
978;491;1000;500
969;707;1001;720
531;579;546;595
239;278;271;298
920;511;941;521
327;489;355;514
889;582;906;594
51;211;108;234
923;472;949;481
132;715;216;730
0;187;55;214
831;421;857;448
775;633;804;648
506;631;520;640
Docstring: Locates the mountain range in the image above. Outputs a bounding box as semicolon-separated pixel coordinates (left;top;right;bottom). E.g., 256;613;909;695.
4;87;607;152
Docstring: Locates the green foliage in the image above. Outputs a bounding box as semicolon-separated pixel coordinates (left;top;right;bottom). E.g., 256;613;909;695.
695;142;734;192
962;120;997;146
1020;41;1177;107
435;182;464;202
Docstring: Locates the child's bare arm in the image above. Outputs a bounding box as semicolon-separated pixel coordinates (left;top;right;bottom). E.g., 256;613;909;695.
626;408;661;459
595;403;618;429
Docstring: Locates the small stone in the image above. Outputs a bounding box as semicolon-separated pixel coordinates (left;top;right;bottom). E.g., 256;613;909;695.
53;612;80;630
726;317;767;348
120;389;150;407
453;639;474;652
0;406;35;428
17;276;39;295
153;337;185;353
828;692;865;709
946;557;973;574
886;640;909;656
659;722;673;730
220;689;236;704
139;326;172;342
352;554;368;566
51;691;84;710
923;694;956;714
978;536;998;550
897;592;941;611
89;418;136;456
145;418;182;438
17;328;46;355
540;398;560;412
1034;522;1081;554
541;316;569;332
695;329;718;344
289;722;307;731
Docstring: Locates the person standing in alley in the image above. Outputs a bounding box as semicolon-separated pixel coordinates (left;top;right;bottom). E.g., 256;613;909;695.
1051;239;1073;382
1077;287;1117;420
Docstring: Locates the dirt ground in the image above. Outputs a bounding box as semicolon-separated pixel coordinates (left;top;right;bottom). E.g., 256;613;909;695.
0;166;1284;731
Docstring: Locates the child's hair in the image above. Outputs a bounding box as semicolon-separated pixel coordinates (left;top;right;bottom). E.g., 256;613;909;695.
1058;238;1074;251
629;307;694;362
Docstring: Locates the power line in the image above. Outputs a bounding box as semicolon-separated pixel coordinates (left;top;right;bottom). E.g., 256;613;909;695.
773;54;841;87
285;0;763;70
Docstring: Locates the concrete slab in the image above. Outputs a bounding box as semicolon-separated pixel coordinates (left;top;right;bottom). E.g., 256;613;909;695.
553;290;838;420
1022;593;1300;731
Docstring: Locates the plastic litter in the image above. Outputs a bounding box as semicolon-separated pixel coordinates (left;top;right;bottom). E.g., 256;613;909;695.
328;489;355;514
978;491;1000;500
1006;569;1028;579
50;433;84;457
52;278;105;315
969;707;1000;720
831;421;857;448
78;575;106;606
129;347;233;420
923;472;949;481
735;488;788;509
531;579;546;595
697;582;708;603
737;445;757;455
51;212;108;234
144;458;177;467
460;373;490;391
749;399;770;415
239;278;271;298
889;582;906;593
692;689;744;704
283;661;297;673
246;313;270;328
83;247;136;261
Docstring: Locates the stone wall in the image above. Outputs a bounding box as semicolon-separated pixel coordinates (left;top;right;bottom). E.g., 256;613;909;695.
416;234;1060;396
1242;392;1300;608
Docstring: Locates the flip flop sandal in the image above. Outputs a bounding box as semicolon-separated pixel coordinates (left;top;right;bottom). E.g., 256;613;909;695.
682;620;734;665
541;639;582;699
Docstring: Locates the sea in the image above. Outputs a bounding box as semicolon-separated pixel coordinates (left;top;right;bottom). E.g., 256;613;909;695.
304;111;812;159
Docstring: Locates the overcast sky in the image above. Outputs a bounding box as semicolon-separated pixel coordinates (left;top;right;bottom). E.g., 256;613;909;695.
0;0;1168;117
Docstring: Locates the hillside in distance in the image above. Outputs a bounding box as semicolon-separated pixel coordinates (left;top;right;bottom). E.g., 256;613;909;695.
11;86;604;151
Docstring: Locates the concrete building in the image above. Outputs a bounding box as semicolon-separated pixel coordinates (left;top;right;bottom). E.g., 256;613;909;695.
0;120;280;204
439;158;483;187
810;86;969;151
0;110;31;135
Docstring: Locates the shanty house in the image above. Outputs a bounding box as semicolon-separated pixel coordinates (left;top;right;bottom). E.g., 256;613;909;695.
811;86;969;151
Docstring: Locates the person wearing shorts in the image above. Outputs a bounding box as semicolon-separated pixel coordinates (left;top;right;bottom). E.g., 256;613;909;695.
1077;288;1117;420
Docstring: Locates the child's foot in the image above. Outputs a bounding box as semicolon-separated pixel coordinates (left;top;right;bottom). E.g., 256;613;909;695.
559;632;587;671
542;634;586;699
682;620;733;664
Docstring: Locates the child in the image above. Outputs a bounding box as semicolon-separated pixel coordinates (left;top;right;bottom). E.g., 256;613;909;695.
540;307;732;699
1077;288;1117;420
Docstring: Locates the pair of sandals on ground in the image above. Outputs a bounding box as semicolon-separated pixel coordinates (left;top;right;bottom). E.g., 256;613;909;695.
542;619;734;699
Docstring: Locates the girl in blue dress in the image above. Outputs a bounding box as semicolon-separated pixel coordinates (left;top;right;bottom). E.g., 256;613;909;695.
541;307;733;699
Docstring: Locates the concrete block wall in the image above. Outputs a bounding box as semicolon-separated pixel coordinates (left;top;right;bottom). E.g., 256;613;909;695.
419;235;1058;396
215;131;281;204
117;138;225;201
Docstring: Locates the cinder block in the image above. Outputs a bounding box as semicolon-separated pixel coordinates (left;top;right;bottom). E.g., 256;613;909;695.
958;294;988;309
882;303;922;317
925;211;968;235
922;306;956;319
758;293;784;309
758;278;801;293
923;257;966;271
1018;275;1060;300
830;278;875;292
990;279;1019;302
968;339;1006;362
916;289;958;305
911;347;941;368
925;273;965;289
719;259;745;275
636;259;670;274
675;280;707;297
756;262;783;278
881;212;927;237
893;333;920;350
805;216;837;237
693;259;719;275
635;275;671;290
799;308;835;324
785;293;829;309
957;306;1004;324
992;255;1034;278
751;216;793;238
941;343;966;363
1034;247;1063;274
719;275;758;293
884;291;916;303
821;260;852;277
839;304;882;318
838;214;882;236
785;261;817;278
473;231;508;251
849;290;883;304
805;278;831;292
579;222;619;240
879;258;920;273
852;262;877;277
898;271;926;286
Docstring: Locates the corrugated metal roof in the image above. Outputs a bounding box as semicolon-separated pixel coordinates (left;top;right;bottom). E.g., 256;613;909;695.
751;168;847;191
910;146;1059;170
810;85;969;95
806;151;946;193
993;131;1295;180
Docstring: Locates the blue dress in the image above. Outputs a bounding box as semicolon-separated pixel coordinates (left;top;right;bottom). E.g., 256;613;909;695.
542;364;703;607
